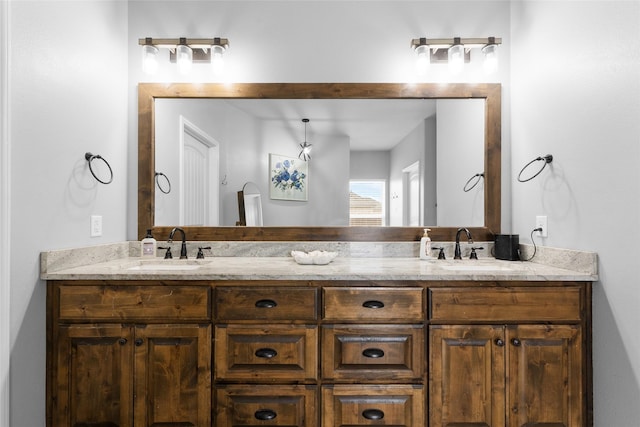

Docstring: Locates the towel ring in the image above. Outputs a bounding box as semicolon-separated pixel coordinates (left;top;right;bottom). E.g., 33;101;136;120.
463;172;484;192
85;152;113;184
518;154;553;182
155;172;171;194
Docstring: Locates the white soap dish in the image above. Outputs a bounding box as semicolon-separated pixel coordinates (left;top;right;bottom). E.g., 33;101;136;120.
291;250;338;265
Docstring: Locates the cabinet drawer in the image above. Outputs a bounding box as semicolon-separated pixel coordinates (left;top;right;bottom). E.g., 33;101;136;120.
216;385;317;427
323;287;424;322
322;385;424;427
322;325;424;381
429;286;582;322
57;285;210;321
216;287;318;321
215;324;317;381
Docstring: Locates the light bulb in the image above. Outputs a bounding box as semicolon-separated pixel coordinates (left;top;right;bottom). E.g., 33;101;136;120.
211;45;225;76
176;43;193;74
142;43;158;75
482;43;499;74
414;44;430;75
448;42;465;74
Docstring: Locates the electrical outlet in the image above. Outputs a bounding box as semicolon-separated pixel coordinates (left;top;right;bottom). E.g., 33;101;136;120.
90;215;103;237
535;215;548;238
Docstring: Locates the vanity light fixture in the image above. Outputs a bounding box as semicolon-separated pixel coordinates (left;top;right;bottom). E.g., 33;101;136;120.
411;36;502;74
299;118;312;161
138;37;229;75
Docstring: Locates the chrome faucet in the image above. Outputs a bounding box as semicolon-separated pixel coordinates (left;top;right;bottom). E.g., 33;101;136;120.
454;227;473;260
168;227;188;259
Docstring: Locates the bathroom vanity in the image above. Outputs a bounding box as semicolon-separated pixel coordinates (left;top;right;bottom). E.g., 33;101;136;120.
42;249;595;427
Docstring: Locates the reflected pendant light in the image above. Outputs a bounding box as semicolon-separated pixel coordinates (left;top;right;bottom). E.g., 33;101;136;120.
299;118;312;161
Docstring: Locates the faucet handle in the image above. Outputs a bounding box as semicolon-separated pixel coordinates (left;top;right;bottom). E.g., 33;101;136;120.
158;246;172;259
470;246;485;260
432;247;446;260
196;246;212;259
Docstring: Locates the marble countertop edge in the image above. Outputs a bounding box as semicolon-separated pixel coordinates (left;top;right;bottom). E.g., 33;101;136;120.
40;252;598;282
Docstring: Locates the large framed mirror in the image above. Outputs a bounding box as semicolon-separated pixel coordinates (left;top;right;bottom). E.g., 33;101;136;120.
139;83;501;241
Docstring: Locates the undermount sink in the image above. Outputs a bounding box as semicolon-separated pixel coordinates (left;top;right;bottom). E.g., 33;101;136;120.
440;264;514;272
125;260;211;271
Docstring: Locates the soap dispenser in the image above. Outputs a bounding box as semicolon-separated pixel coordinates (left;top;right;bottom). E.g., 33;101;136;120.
141;229;157;258
419;228;433;260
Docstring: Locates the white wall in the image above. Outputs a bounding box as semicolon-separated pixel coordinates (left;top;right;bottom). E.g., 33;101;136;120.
511;2;640;425
8;2;129;426
436;99;485;226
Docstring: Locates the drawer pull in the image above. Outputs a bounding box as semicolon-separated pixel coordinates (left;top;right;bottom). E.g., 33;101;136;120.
255;409;277;420
362;300;385;309
495;338;505;347
118;338;127;346
255;299;278;308
134;338;143;347
362;409;384;420
255;348;278;359
511;338;522;347
362;348;385;358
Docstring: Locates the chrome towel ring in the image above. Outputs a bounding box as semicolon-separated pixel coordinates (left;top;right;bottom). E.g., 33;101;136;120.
85;152;113;184
155;171;172;194
463;172;484;192
517;154;553;182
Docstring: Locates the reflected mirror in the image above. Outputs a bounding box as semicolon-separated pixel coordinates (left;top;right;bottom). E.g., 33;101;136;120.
237;182;263;226
138;83;501;241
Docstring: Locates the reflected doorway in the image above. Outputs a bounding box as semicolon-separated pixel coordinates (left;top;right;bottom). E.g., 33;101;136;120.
180;116;220;226
402;161;420;226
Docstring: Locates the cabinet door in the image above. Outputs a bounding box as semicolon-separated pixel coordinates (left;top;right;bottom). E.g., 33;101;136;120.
506;325;583;427
429;325;506;427
54;324;133;427
134;324;212;427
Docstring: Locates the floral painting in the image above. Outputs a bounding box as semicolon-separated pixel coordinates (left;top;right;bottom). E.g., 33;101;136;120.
269;154;308;201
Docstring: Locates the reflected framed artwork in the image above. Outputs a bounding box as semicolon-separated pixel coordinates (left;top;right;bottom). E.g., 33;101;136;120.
269;153;308;201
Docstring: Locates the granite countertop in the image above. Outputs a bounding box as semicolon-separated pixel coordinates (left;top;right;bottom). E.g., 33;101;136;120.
40;254;597;282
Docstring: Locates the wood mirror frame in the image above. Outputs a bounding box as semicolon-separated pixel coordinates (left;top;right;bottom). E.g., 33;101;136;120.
138;82;501;242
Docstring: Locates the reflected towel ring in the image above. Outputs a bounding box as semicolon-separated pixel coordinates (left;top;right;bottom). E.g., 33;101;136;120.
517;154;553;182
155;171;171;194
85;152;113;184
463;172;484;192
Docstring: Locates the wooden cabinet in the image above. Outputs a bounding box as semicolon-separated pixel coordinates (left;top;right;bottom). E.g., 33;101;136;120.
48;279;591;427
48;282;212;427
429;285;588;427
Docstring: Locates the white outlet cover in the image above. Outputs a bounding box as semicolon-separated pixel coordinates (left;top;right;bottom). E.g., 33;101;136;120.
91;215;102;237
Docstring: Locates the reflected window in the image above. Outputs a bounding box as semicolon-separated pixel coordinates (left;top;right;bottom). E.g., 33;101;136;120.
349;180;386;226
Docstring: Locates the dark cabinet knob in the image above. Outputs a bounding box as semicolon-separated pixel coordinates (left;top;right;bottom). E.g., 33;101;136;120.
362;409;384;420
362;300;384;309
511;338;521;347
118;338;127;346
254;409;277;420
255;299;278;308
134;338;144;347
362;348;385;358
255;348;278;359
495;338;505;347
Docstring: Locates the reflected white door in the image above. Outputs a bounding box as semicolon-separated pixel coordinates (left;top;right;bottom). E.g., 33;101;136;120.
180;117;219;226
403;161;420;226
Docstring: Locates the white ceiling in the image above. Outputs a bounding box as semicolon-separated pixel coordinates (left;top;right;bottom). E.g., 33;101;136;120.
223;98;438;151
